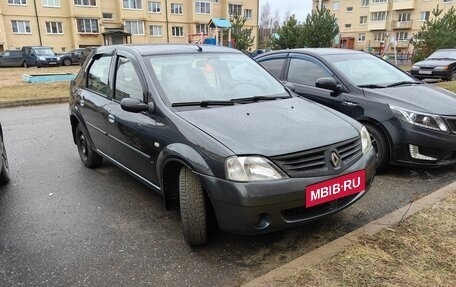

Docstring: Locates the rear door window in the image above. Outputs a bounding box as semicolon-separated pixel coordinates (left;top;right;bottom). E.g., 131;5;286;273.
258;57;287;79
87;55;112;97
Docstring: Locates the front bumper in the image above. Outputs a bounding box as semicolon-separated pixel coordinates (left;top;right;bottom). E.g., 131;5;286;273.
410;69;451;80
199;148;376;235
384;119;456;167
38;60;61;67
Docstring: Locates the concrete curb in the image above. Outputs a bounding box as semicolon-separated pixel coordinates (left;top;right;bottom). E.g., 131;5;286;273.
242;181;456;287
0;97;68;108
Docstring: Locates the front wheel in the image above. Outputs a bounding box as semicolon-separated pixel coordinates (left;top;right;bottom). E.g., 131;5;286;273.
0;146;10;185
75;124;103;168
63;58;72;66
449;70;456;81
23;61;29;68
179;167;208;246
364;123;389;171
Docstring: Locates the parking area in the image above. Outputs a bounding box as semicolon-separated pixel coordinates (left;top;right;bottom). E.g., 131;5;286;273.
1;104;455;286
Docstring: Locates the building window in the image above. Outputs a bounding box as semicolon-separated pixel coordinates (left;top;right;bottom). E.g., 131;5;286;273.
361;0;369;7
76;18;99;33
74;0;96;6
358;33;366;42
420;11;430;21
8;0;27;5
125;20;144;35
172;26;184;37
398;13;411;22
371;11;387;21
123;0;142;9
346;7;353;12
46;21;63;34
148;1;161;13
196;24;208;34
102;13;113;19
443;0;452;3
371;0;388;3
396;31;408;41
149;25;162;36
374;32;386;41
333;2;339;10
43;0;60;7
360;16;367;24
244;9;252;19
171;3;183;14
195;1;210;14
229;4;242;16
345;23;352;29
12;20;31;33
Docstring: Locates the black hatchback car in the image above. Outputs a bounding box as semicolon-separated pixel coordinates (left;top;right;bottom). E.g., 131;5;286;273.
410;49;456;81
0;50;24;67
256;48;456;170
69;44;375;245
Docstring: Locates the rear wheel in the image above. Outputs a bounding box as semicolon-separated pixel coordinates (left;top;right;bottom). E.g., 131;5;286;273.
449;70;456;81
0;144;10;185
364;123;389;171
23;61;29;68
75;124;103;168
179;166;208;246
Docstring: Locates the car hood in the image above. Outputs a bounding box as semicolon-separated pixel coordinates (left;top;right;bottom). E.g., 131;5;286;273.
414;59;455;68
177;98;360;156
363;84;456;115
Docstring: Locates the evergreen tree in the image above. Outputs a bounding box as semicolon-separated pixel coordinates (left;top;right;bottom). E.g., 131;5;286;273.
229;14;255;51
301;7;339;48
272;15;304;49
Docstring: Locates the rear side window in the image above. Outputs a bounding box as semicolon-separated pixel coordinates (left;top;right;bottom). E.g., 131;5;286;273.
259;58;286;79
87;55;112;97
114;57;143;101
287;58;331;87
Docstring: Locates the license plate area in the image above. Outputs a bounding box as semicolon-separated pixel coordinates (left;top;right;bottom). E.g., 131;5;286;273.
49;62;57;65
419;70;432;75
305;170;366;207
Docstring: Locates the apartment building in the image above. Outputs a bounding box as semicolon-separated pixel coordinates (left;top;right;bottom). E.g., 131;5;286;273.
315;0;455;54
0;0;258;52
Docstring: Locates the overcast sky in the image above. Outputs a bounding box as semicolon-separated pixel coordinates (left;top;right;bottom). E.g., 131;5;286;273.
259;0;313;23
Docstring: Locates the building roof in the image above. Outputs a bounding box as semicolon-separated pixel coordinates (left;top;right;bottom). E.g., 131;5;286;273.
208;18;232;28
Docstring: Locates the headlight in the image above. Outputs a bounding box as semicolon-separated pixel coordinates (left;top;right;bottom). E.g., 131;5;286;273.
411;65;419;70
38;56;45;61
360;126;372;154
434;66;448;70
225;156;288;182
57;56;61;61
390;105;449;132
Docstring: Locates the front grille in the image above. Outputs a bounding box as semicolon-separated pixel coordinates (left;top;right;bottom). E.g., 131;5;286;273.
281;194;358;222
271;137;362;178
445;117;456;133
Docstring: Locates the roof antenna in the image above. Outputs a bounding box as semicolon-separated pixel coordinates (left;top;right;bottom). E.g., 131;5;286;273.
195;44;203;52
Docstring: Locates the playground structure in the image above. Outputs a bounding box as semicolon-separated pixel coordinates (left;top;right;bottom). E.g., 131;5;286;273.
187;18;234;47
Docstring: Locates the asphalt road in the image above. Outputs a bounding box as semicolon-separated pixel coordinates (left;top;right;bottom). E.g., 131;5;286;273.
1;104;455;286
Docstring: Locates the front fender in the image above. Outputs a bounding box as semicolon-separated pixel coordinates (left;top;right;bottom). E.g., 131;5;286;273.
157;143;214;184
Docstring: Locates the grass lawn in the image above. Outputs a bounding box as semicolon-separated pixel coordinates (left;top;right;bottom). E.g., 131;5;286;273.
0;66;80;102
286;191;456;287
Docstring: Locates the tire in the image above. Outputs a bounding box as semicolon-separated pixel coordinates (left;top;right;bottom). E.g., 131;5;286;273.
449;70;456;81
23;61;29;68
179;167;208;246
364;123;389;171
0;145;10;185
75;124;103;168
63;58;72;66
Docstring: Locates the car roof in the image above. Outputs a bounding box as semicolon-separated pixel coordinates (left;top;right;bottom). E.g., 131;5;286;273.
260;48;366;57
95;44;241;56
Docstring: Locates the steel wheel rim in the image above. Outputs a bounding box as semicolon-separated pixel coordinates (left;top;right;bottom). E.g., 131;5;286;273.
370;134;379;158
78;133;88;161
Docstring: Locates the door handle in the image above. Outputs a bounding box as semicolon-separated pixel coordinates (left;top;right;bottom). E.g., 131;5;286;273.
342;101;358;107
79;95;85;107
108;114;115;123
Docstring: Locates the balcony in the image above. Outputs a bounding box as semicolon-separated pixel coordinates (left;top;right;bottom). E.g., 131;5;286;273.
392;0;415;10
368;21;389;30
369;1;392;12
392;20;413;29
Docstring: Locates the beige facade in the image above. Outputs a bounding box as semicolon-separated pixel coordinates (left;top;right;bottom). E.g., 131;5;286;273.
0;0;259;52
315;0;455;55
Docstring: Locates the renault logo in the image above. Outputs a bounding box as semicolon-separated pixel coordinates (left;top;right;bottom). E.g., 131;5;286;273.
330;152;341;168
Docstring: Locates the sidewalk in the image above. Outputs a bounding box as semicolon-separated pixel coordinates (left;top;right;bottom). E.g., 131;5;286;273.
243;182;456;287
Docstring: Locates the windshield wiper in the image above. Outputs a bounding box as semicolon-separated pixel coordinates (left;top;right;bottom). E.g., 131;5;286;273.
428;57;456;60
172;100;235;107
358;84;386;89
386;81;422;88
230;95;290;103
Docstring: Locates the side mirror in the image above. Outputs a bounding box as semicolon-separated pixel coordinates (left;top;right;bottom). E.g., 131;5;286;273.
316;77;342;93
120;98;150;113
283;82;296;92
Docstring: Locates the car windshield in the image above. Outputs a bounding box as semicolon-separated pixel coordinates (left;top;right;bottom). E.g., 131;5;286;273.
146;53;287;105
35;48;55;56
323;53;415;87
427;50;456;60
